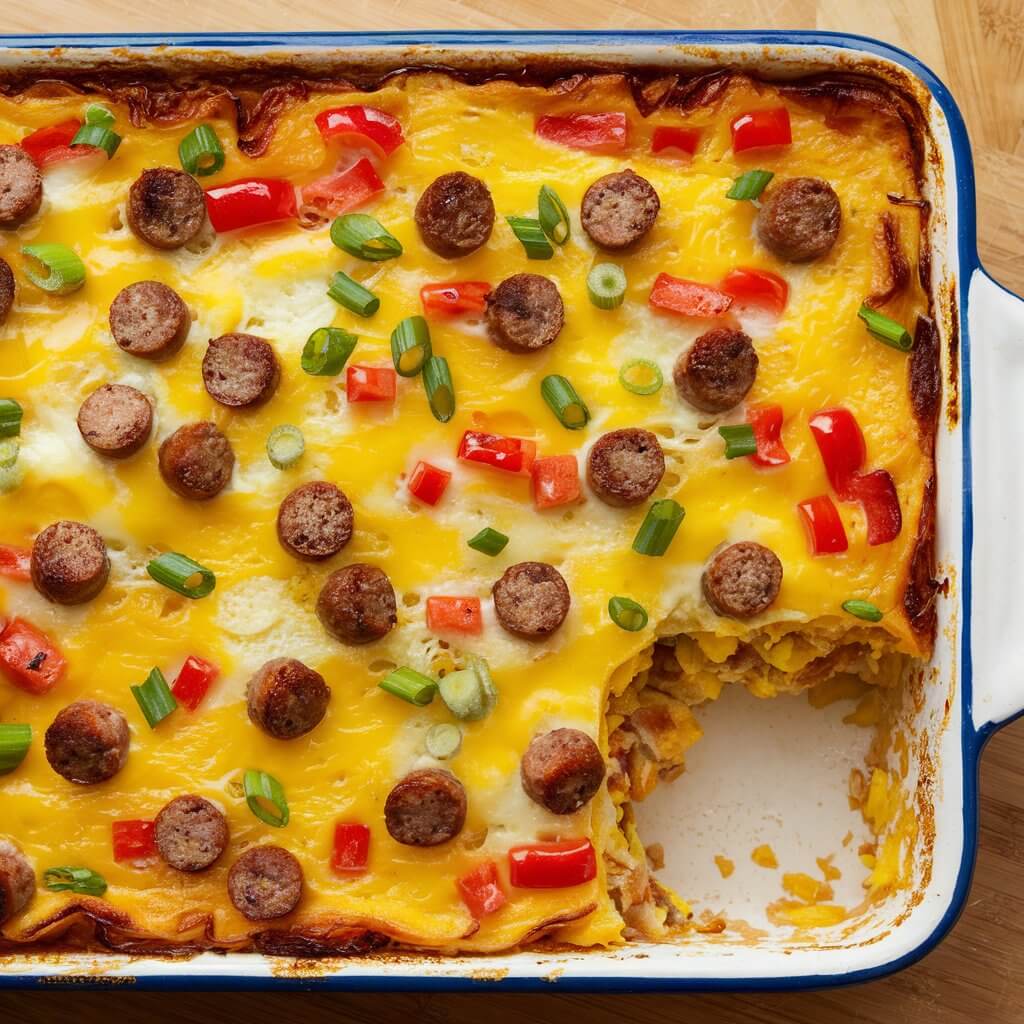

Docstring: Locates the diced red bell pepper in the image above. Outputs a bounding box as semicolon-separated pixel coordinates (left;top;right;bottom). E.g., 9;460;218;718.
508;839;597;889
534;113;628;153
0;618;66;694
332;822;371;874
747;405;790;467
721;267;789;317
408;461;451;506
457;860;507;918
809;408;866;500
730;107;792;152
347;365;397;403
315;106;405;156
651;126;699;155
0;545;32;582
204;177;297;233
649;273;733;319
426;596;483;635
19;120;95;167
420;281;491;317
797;495;849;555
848;470;902;546
457;431;537;475
531;454;581;510
112;820;156;862
170;655;220;713
300;158;385;217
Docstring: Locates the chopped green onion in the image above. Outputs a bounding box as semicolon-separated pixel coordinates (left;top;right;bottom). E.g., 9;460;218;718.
391;316;432;377
84;104;115;128
178;124;225;177
302;326;358;376
439;658;496;722
541;374;590;430
21;244;85;295
422;356;455;423
0;439;18;471
327;271;380;318
718;423;757;459
632;499;686;557
379;666;436;706
619;358;663;396
71;123;121;159
0;398;23;439
506;216;554;260
608;596;649;632
468;527;508;557
243;769;290;828
0;724;31;775
146;552;216;599
44;866;107;897
587;263;627;309
0;463;23;494
425;723;462;760
842;599;884;622
469;656;498;713
726;169;774;201
130;668;178;729
330;214;403;262
266;425;305;469
857;303;913;352
538;185;571;245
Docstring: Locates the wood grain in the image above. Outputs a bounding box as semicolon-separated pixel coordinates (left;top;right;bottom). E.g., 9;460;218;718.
1;2;1021;1020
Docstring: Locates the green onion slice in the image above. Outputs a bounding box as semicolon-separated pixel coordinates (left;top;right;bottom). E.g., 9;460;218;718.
0;398;23;439
538;185;571;245
379;667;436;706
423;356;455;423
506;216;554;260
302;326;358;376
391;316;432;377
44;866;108;897
541;374;590;430
468;527;508;557
632;499;686;557
718;423;757;459
21;244;86;295
84;104;115;129
146;552;216;599
439;658;496;722
130;667;178;729
266;424;305;469
857;303;913;352
0;439;19;472
327;271;380;318
619;358;663;396
0;463;23;494
71;122;121;158
469;656;499;713
842;599;884;622
244;769;290;828
0;724;31;775
726;169;774;201
330;214;403;262
425;722;462;760
587;263;627;309
178;124;225;177
608;596;649;632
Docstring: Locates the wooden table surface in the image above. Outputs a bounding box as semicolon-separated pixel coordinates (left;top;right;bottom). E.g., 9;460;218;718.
2;2;1022;1021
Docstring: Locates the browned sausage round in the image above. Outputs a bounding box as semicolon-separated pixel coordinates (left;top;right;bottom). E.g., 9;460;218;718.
414;171;495;259
316;564;397;645
246;658;331;740
580;169;660;250
44;700;129;785
492;561;570;640
0;145;42;228
127;167;206;250
158;422;235;501
587;428;665;507
384;768;467;847
227;846;303;921
109;281;190;361
673;327;758;414
521;728;605;815
76;384;153;459
276;482;353;561
757;177;841;263
202;333;280;409
154;795;230;873
485;274;564;354
0;257;15;325
0;839;35;924
702;541;783;618
31;521;109;605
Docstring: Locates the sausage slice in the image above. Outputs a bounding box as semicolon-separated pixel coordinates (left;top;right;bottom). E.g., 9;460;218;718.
757;177;841;263
109;281;190;361
0;257;15;325
0;839;35;924
316;564;397;645
587;428;665;507
246;658;331;740
673;327;758;414
228;846;303;921
77;383;153;459
702;541;783;619
276;482;353;561
31;521;109;605
127;167;206;250
492;561;570;640
154;795;229;872
384;768;467;847
202;333;280;409
158;422;235;501
580;169;660;250
44;700;129;785
521;728;605;815
414;171;495;258
0;145;42;228
485;274;564;354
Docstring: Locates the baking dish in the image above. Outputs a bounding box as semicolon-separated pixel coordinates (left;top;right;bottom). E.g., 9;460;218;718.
0;28;1019;991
